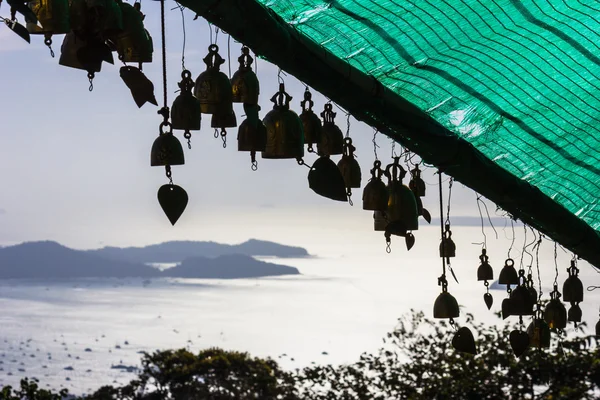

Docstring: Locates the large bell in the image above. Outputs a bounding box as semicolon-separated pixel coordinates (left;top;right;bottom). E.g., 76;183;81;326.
433;291;459;319
498;258;519;285
26;0;70;37
238;104;267;152
112;1;152;64
150;124;185;167
362;161;388;211
544;290;567;330
373;211;388;231
385;157;418;231
562;260;584;303
477;249;493;281
261;83;304;159
194;44;232;115
337;137;361;191
171;70;201;132
317;103;344;156
231;46;259;104
409;165;426;197
527;318;551;349
300;88;322;152
59;31;102;73
84;0;123;36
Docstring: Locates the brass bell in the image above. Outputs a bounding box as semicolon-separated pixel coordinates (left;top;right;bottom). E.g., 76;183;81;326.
385;157;418;231
452;326;477;355
439;224;455;262
337;137;361;193
567;303;582;323
112;1;152;65
171;70;201;132
544;288;567;330
362;160;388;211
509;285;534;316
317;103;344;156
231;46;259;104
84;0;123;36
26;0;70;44
211;108;237;129
527;318;551;349
477;249;493;281
409;165;426;197
498;258;519;285
373;211;388;231
59;32;102;74
150;123;185;167
261;83;304;159
300;88;322;152
562;260;583;303
433;291;459;319
194;44;233;114
238;104;267;152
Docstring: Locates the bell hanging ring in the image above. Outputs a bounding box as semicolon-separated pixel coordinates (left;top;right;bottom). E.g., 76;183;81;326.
317;103;344;156
26;0;70;52
150;122;185;167
362;160;388;211
194;44;233;114
111;1;153;65
231;46;259;104
300;88;322;152
409;165;426;197
385;157;418;231
439;223;455;262
261;83;304;159
171;70;201;132
337;138;362;195
562;260;583;303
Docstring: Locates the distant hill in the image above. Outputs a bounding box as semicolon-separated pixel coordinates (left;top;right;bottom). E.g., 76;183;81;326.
87;239;310;263
0;241;300;280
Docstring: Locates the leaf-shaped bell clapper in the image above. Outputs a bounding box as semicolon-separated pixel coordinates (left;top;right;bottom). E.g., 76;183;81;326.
373;211;388;232
567;303;582;324
362;161;388;211
433;291;460;319
413;194;431;224
231;46;259;105
308;156;348;202
171;70;201;143
439;224;456;263
84;0;123;37
120;65;157;108
498;258;519;285
3;17;31;43
409;165;426;197
112;1;152;65
25;0;70;52
477;249;493;281
300;88;322;152
562;260;583;304
337;138;361;195
527;318;551;349
544;288;567;330
385;157;418;231
452;326;477;355
194;44;232;115
261;83;304;159
317;103;344;156
150;122;185;167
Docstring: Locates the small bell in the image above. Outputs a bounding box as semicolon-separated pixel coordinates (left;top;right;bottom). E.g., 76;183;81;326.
433;291;459;319
194;44;233;115
300;88;322;153
308;156;348;202
231;46;259;104
439;224;456;262
498;258;519;285
477;249;493;281
452;326;477;355
409;165;426;197
562;260;583;303
526;273;538;304
112;1;153;65
26;0;70;54
238;104;267;151
362;161;388;211
373;211;388;232
211;108;237;128
527;305;551;349
150;123;185;167
171;70;201;132
261;83;304;159
567;303;582;323
509;285;534;317
385;157;418;231
337;138;361;197
544;287;567;330
317;103;344;156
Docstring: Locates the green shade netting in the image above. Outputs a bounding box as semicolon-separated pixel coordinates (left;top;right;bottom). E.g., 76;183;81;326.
259;0;600;232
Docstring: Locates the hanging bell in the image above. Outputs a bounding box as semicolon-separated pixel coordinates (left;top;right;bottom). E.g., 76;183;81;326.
477;249;493;281
194;44;233;114
373;211;388;231
238;104;267;152
300;88;322;153
261;83;304;159
362;161;388;211
526;273;538;303
84;0;123;37
498;258;519;285
433;291;459;319
25;0;70;44
544;288;567;330
452;326;477;355
150;123;185;167
59;32;103;76
409;165;426;197
439;224;456;261
231;46;259;105
111;1;152;65
562;260;584;303
337;137;361;192
527;317;551;349
211;108;237;129
317;103;344;156
567;303;582;323
171;70;201;131
385;157;418;231
509;285;534;317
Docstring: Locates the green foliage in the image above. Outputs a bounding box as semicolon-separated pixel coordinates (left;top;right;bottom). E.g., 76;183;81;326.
0;378;68;400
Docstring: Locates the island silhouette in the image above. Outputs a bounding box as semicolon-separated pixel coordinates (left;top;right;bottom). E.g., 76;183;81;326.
0;240;304;279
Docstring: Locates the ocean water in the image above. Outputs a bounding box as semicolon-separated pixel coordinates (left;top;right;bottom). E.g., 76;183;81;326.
0;226;598;396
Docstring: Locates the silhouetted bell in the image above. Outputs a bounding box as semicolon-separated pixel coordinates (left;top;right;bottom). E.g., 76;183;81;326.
238;104;267;152
452;326;476;355
59;32;102;74
308;156;347;202
171;70;201;132
85;0;123;36
409;165;426;197
150;124;185;167
363;161;388;211
194;44;232;115
385;157;418;231
527;318;551;348
300;88;321;152
498;258;519;285
211;108;237;129
477;249;493;281
317;103;344;156
337;138;361;192
562;260;583;303
439;224;455;262
112;1;152;64
26;0;70;39
231;46;259;104
544;290;567;330
261;83;304;159
373;211;388;231
510;285;534;316
433;291;459;319
567;304;582;323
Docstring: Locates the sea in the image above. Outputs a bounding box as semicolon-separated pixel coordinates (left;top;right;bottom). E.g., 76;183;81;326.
0;226;598;396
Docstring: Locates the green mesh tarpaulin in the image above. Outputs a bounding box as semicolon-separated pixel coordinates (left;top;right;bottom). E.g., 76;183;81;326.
180;0;600;266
